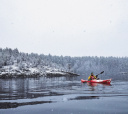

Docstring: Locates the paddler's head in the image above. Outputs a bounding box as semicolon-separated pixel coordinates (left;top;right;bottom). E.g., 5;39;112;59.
91;72;93;76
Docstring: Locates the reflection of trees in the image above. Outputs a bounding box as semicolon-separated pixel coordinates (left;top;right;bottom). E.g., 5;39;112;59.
0;78;30;100
0;78;38;100
0;77;79;109
0;76;76;100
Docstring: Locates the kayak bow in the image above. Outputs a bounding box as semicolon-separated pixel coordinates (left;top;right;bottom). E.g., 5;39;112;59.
81;79;111;84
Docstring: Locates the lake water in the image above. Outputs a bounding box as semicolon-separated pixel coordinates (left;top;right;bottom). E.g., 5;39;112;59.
0;76;128;114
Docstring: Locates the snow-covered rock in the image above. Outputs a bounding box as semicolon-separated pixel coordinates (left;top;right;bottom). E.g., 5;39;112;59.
0;64;79;78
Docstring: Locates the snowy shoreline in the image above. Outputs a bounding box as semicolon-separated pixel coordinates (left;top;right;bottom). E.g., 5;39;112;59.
0;65;79;78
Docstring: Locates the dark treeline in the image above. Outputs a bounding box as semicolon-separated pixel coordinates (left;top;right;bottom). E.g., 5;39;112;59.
0;48;128;80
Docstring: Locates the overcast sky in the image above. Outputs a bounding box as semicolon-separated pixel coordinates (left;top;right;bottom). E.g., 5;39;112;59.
0;0;128;57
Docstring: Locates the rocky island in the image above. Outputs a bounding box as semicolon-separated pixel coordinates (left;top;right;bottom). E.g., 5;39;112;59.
0;64;79;78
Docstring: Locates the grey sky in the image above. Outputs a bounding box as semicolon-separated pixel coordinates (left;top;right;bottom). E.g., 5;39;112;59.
0;0;128;57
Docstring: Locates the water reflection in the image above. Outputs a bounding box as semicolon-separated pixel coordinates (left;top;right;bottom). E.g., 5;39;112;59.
87;82;111;87
0;76;79;109
0;76;114;109
0;76;78;100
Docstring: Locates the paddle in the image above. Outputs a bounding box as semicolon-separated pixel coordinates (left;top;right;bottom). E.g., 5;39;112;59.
96;71;104;79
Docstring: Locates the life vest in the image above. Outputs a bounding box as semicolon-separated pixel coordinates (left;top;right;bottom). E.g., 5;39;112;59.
91;76;95;80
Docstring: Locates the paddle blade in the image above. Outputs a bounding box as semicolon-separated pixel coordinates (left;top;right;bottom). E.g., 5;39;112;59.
100;71;104;74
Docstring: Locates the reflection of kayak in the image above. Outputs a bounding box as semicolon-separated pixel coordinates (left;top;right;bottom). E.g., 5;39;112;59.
81;79;111;84
87;82;111;87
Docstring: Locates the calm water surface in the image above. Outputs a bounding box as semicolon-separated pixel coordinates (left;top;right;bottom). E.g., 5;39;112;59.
0;76;128;114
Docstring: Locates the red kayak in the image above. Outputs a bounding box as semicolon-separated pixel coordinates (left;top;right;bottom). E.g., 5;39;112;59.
81;79;111;84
